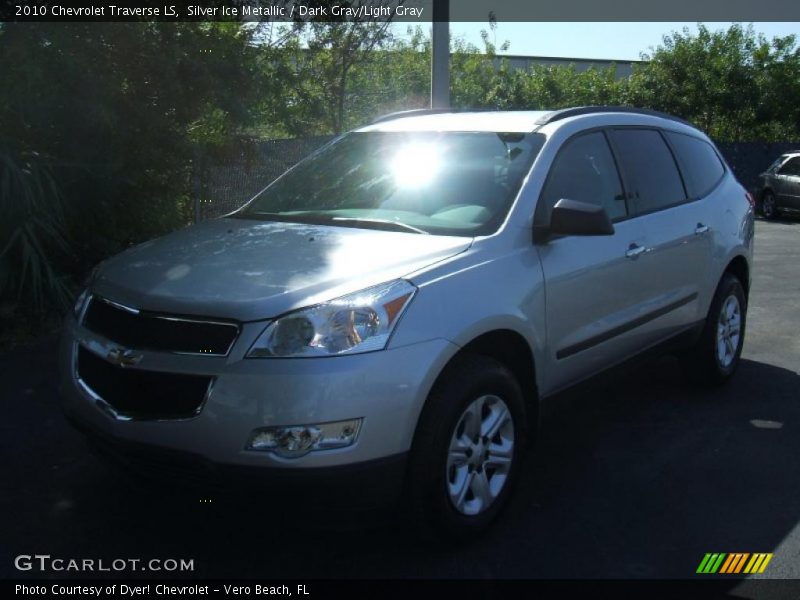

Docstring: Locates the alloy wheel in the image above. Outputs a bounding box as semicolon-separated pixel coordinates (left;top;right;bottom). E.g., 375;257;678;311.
446;394;515;516
716;294;742;368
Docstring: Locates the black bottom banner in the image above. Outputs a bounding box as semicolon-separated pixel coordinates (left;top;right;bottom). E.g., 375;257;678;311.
6;579;800;600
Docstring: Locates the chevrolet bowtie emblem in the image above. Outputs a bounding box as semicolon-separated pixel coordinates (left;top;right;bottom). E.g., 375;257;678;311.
106;347;143;368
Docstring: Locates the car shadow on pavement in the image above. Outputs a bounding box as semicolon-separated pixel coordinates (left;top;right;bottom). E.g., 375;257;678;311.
755;215;800;225
501;355;800;580
2;339;799;581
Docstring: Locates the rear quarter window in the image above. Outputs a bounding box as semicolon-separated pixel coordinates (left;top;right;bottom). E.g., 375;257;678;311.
665;131;726;198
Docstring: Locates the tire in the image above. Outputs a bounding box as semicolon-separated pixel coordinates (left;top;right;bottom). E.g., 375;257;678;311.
761;191;778;220
681;273;747;386
406;354;527;542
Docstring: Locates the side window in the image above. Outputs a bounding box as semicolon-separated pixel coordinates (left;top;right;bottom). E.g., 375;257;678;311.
664;131;726;198
778;157;800;176
766;156;787;173
612;129;686;215
538;131;627;225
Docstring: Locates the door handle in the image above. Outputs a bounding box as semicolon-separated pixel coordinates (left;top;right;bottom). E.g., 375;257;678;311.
695;223;710;235
625;244;647;259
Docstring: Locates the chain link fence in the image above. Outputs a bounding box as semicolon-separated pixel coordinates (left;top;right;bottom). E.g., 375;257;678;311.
716;142;800;193
193;136;335;221
192;138;800;221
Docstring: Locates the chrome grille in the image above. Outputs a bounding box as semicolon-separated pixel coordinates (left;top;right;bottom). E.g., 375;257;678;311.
82;296;238;356
77;346;213;420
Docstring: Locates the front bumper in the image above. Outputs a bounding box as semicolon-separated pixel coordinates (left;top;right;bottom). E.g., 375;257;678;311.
59;316;458;471
67;411;408;507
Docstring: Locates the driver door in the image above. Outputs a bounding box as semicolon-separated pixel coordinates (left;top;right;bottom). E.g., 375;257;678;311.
534;130;650;394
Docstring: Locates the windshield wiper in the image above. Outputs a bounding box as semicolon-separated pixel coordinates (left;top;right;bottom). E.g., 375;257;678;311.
330;217;429;235
236;211;329;224
236;212;429;234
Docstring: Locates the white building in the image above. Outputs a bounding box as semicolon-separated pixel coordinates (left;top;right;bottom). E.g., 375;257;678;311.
492;54;642;79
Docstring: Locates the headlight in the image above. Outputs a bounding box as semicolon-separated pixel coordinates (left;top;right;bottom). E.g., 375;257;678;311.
246;279;416;358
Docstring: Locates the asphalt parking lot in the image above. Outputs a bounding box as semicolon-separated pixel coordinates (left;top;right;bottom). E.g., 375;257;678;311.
1;218;799;583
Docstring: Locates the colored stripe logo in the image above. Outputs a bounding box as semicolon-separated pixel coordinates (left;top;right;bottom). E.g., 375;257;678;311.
696;553;773;574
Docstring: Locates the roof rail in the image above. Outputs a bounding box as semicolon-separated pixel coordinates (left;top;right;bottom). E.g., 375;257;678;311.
370;107;500;125
370;108;455;125
534;106;695;128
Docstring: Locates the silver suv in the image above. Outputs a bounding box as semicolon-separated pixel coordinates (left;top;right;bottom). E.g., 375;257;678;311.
60;107;754;539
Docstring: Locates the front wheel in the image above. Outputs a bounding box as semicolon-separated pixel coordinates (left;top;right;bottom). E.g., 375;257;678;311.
682;274;747;386
761;191;778;219
407;354;527;542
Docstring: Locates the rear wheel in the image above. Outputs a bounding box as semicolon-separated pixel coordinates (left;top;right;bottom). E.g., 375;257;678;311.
407;354;526;542
761;191;778;219
682;273;746;386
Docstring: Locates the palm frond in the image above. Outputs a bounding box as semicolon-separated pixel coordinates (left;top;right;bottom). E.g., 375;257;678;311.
0;146;73;314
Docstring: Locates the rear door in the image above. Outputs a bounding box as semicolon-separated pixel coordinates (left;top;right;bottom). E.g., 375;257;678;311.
535;130;651;392
610;128;715;332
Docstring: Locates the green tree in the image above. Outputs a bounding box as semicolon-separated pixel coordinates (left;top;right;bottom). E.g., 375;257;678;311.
507;63;623;110
257;3;405;135
351;25;431;118
0;22;262;317
627;24;800;141
449;26;624;110
450;30;513;108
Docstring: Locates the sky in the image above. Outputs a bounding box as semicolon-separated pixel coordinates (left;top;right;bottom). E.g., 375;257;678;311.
398;22;800;61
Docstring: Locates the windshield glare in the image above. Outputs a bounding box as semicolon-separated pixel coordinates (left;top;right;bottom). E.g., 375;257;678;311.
240;131;546;236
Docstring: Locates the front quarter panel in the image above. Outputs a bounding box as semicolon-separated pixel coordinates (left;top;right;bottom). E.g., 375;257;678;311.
391;233;547;393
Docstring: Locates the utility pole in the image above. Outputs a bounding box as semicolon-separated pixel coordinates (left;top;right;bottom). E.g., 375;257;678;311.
430;0;450;108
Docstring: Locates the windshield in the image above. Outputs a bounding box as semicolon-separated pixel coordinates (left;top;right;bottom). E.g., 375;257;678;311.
238;131;545;236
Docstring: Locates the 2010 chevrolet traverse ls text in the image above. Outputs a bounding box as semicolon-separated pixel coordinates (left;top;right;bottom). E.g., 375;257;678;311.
60;107;754;539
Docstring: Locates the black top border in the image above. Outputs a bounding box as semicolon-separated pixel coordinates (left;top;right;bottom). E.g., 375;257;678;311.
3;0;800;22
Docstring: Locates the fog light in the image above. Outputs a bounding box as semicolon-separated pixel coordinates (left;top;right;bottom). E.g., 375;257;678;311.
246;419;362;458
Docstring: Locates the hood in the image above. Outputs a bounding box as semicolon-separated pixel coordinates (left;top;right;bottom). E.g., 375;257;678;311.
91;218;472;321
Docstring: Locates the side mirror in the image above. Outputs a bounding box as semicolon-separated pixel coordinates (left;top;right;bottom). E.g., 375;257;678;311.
539;198;615;239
